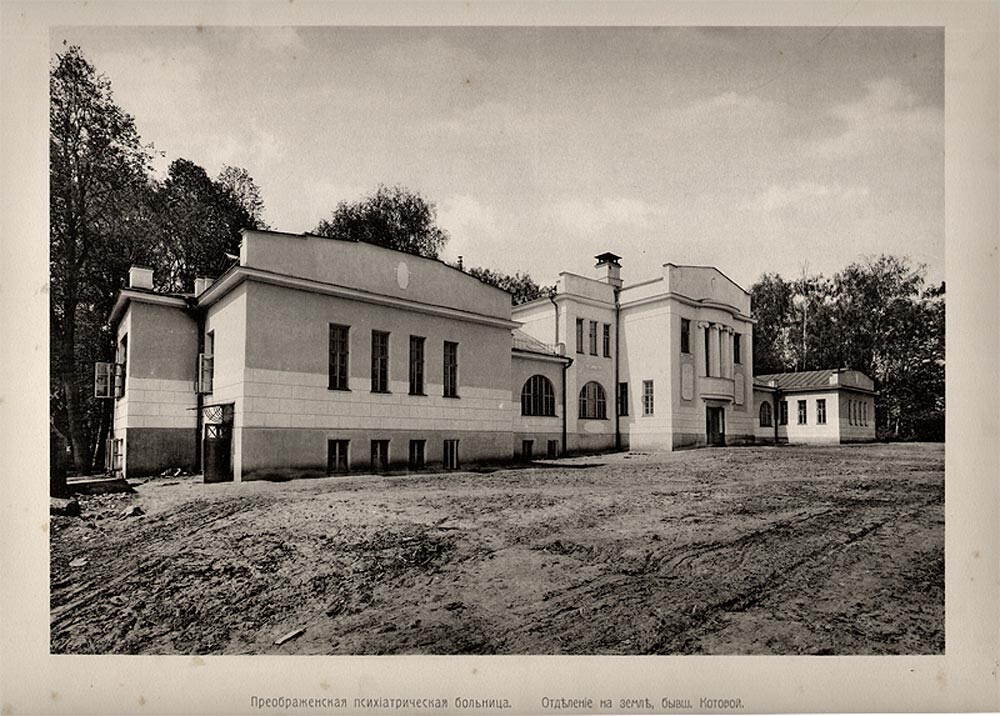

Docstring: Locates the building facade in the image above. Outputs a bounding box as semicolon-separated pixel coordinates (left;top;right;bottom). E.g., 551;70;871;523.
752;370;878;444
99;230;873;481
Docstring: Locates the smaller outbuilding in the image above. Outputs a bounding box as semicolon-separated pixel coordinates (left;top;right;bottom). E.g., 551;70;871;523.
753;369;877;444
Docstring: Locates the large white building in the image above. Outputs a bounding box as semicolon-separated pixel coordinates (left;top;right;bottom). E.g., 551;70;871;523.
99;229;874;481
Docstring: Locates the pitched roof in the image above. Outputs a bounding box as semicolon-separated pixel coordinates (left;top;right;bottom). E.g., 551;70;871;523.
754;369;837;390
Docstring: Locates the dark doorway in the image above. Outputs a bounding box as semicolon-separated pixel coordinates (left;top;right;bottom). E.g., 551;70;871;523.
203;423;233;483
706;406;726;447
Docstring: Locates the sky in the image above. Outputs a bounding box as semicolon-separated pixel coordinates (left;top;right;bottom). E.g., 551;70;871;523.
53;26;944;289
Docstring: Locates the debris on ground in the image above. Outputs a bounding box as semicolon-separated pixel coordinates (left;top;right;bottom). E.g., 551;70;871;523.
274;628;306;646
120;505;145;519
50;497;81;517
49;444;944;656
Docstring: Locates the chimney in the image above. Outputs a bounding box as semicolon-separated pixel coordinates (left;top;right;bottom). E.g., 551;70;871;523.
457;256;464;271
194;277;215;296
128;266;154;290
594;252;623;289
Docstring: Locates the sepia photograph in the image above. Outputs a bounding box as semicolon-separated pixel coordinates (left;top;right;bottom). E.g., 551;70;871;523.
1;2;997;714
46;24;946;657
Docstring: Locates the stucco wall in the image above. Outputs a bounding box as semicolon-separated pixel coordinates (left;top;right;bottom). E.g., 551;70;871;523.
239;427;513;480
512;353;566;454
240;231;511;321
113;301;199;476
231;280;515;479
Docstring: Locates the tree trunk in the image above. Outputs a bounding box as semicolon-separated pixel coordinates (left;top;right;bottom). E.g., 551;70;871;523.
58;294;93;474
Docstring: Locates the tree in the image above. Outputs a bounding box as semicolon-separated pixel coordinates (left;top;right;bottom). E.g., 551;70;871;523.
466;266;555;305
50;44;152;472
313;185;449;259
750;273;796;374
218;165;268;229
150;158;261;293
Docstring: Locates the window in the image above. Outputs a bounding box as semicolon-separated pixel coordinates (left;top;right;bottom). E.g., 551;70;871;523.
642;380;654;416
443;341;459;397
370;440;389;471
617;382;629;417
521;440;533;460
863;401;868;425
779;400;789;425
547;440;558;458
116;334;128;398
817;399;827;424
327;440;349;474
681;318;691;354
589;320;598;355
409;336;425;395
704;326;711;375
371;331;389;393
602;323;611;358
759;401;773;427
110;438;123;472
328;324;349;390
849;400;855;426
575;319;584;354
521;375;556;416
797;400;807;425
579;381;608;420
443;439;460;469
409;440;425;470
733;333;742;364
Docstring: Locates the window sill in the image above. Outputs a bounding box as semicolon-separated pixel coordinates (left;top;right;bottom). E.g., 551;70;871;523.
371;389;392;395
522;412;557;418
409;391;427;397
443;394;460;400
579;416;609;421
328;386;351;392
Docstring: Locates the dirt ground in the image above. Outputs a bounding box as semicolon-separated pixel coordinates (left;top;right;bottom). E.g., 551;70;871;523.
50;443;944;655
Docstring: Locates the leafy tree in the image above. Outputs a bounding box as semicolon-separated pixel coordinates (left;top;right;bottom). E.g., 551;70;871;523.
313;184;449;259
750;255;945;440
218;164;268;229
466;266;555;306
50;44;152;472
150;158;261;293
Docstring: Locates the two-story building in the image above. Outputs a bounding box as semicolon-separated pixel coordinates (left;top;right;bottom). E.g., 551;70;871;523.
99;229;877;481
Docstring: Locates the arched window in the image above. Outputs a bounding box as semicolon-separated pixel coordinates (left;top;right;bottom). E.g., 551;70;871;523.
759;401;773;427
578;381;607;420
521;375;556;416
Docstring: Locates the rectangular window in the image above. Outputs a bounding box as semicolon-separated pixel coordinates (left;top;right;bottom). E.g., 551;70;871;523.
602;323;611;357
409;335;425;395
408;440;425;470
327;439;349;474
443;439;460;469
681;318;691;354
642;380;654;416
443;341;459;397
797;399;807;425
617;382;629;417
589;320;598;355
733;333;742;364
547;440;558;458
116;334;128;398
575;318;584;354
522;440;533;460
817;398;827;425
849;400;855;426
779;400;789;425
863;401;868;425
328;324;349;390
370;439;389;471
704;326;711;375
371;330;389;393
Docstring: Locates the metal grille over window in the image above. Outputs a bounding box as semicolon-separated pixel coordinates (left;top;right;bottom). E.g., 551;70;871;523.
520;375;556;416
579;381;607;419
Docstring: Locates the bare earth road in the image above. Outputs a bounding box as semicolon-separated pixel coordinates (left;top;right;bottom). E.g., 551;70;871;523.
50;443;944;655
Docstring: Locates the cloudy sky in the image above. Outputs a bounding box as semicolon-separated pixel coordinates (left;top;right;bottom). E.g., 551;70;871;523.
53;26;944;288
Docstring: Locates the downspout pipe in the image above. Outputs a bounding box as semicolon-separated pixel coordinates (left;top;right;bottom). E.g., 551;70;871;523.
773;389;781;445
613;287;621;451
194;303;205;473
549;293;569;456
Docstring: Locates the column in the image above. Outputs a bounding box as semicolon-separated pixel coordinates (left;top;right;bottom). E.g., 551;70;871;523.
696;321;710;377
723;327;734;379
709;323;721;377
